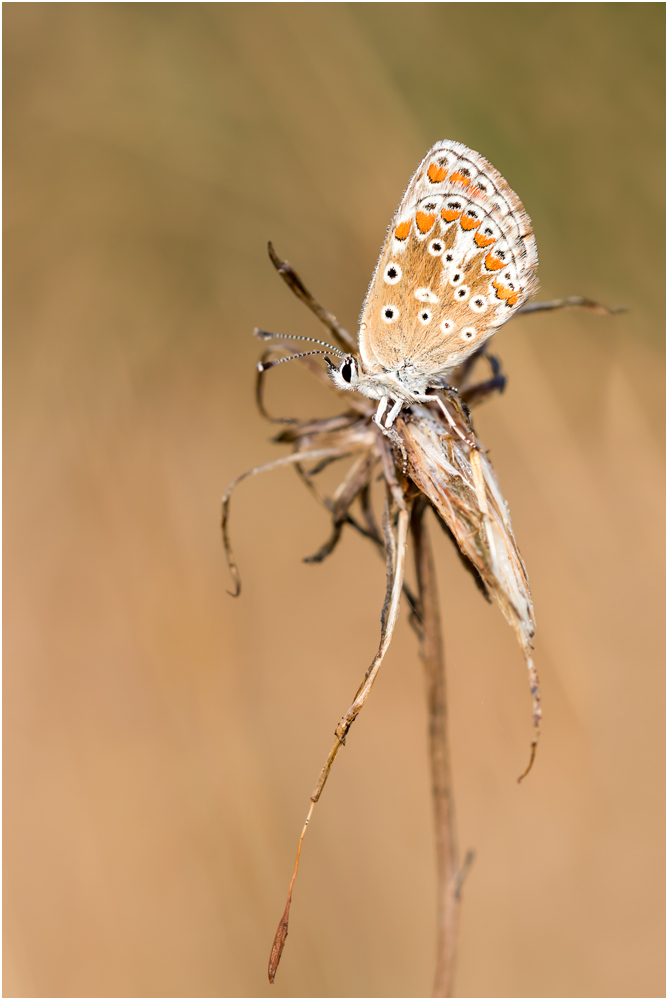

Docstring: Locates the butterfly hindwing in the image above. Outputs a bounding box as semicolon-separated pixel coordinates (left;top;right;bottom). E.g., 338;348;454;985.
358;140;538;379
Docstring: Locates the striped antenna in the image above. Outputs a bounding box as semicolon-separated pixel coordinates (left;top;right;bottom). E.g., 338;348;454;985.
254;328;346;358
257;350;336;373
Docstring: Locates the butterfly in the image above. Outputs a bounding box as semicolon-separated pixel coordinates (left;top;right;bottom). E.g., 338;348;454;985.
326;139;538;430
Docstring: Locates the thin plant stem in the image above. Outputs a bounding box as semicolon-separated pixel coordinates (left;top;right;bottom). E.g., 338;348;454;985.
267;487;409;983
221;448;351;596
516;295;624;316
267;799;315;984
411;499;466;999
267;242;358;353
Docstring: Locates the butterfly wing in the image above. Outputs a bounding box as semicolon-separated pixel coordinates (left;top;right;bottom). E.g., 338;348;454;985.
358;140;538;379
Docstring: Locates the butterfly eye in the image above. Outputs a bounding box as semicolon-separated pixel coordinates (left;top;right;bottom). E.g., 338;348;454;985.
340;359;354;383
455;285;471;302
382;305;399;324
440;318;455;334
460;327;476;341
384;262;402;285
428;239;444;256
469;296;487;313
418;309;432;326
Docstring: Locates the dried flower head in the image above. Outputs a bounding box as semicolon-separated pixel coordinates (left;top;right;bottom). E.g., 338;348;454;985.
221;244;620;989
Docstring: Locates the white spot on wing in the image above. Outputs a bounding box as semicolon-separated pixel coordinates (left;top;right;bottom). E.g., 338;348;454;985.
414;287;439;304
384;262;402;285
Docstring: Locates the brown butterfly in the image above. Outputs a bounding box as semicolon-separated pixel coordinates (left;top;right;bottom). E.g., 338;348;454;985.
326;139;538;429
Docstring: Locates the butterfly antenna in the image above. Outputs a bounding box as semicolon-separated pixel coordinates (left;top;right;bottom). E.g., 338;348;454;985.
257;350;335;373
254;328;346;358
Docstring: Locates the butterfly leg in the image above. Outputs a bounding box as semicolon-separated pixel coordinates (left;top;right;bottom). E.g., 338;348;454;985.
425;393;467;440
385;426;408;474
384;399;404;428
373;397;389;428
373;398;407;472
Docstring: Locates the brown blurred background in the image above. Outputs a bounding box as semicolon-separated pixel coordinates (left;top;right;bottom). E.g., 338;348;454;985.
4;4;665;997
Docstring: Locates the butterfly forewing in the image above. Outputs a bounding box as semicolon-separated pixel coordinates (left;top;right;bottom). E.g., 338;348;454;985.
359;140;538;379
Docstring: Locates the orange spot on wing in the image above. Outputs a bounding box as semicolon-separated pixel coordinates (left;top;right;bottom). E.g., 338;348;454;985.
441;208;462;223
485;251;505;271
395;220;411;240
475;232;496;248
492;279;519;306
469;186;483;199
427;163;448;183
416;211;436;233
450;171;470;187
460;215;481;231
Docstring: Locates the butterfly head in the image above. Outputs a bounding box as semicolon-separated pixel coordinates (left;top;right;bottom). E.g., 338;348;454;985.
326;354;361;392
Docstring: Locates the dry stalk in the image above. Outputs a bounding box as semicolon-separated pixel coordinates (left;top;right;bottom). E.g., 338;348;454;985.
411;497;473;998
221;245;618;993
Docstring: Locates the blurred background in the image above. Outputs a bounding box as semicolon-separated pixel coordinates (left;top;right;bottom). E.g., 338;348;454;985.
4;4;664;997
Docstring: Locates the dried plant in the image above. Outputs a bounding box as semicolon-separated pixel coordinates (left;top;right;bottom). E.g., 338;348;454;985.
222;245;620;996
